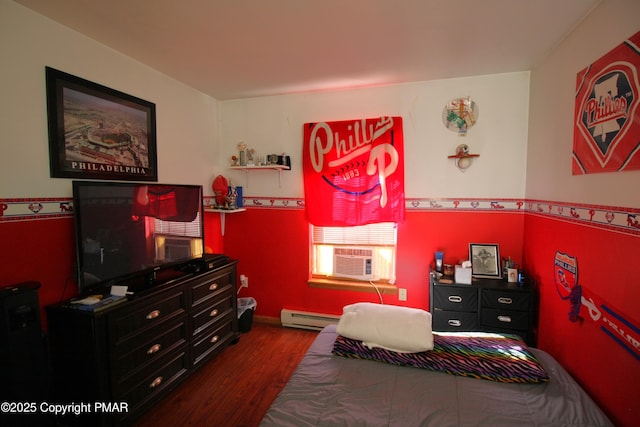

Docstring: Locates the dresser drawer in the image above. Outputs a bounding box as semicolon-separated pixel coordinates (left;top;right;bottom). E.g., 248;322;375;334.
482;289;531;311
432;286;478;312
189;267;235;307
109;287;186;345
191;314;234;368
432;309;479;331
481;308;529;331
191;287;234;336
115;350;189;416
111;319;188;384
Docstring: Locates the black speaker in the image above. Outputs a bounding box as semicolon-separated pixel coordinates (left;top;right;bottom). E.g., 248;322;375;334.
0;282;52;426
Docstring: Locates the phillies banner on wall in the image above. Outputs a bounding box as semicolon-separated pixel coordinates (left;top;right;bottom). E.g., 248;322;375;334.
554;251;640;361
303;116;405;226
573;30;640;174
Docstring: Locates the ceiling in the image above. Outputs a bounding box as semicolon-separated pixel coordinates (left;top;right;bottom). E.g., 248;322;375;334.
15;0;600;100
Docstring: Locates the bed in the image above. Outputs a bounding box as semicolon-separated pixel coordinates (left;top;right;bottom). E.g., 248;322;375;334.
261;323;613;427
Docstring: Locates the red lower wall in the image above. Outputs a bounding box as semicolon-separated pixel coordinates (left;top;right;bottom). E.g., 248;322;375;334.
0;218;76;329
222;208;524;317
523;214;639;427
1;199;637;426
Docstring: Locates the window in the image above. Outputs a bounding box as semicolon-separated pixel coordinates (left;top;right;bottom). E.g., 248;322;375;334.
153;212;203;261
310;222;397;284
153;212;202;237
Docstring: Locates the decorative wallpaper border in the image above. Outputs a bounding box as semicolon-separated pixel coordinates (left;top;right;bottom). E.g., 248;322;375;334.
0;198;73;223
405;198;525;211
525;199;640;237
1;196;638;236
233;197;529;211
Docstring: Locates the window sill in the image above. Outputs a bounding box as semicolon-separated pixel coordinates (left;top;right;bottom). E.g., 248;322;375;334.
307;277;397;295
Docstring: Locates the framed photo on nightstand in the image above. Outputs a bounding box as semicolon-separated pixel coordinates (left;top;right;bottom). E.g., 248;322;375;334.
469;243;501;279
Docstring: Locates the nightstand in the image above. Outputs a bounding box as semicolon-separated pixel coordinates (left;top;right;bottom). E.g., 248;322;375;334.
429;274;536;345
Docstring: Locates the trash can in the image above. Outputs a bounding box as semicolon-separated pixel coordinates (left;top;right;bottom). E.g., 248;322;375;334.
237;297;257;333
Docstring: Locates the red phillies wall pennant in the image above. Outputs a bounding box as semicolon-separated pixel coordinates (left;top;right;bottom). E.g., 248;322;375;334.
573;30;640;174
554;251;640;361
303;116;405;226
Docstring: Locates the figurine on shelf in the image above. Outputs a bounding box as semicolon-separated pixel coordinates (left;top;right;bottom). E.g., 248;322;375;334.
237;142;247;166
226;183;238;210
246;148;255;166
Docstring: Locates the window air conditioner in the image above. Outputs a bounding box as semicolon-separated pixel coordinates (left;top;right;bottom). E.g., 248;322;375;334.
162;237;192;261
333;247;374;280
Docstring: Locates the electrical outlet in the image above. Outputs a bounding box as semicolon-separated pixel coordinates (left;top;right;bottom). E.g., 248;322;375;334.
240;275;248;288
398;288;407;301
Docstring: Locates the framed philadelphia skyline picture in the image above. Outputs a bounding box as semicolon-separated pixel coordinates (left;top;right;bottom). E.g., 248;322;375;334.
45;66;157;181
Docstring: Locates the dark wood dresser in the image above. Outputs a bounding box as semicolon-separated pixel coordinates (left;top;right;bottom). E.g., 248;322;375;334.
46;259;238;426
429;273;536;345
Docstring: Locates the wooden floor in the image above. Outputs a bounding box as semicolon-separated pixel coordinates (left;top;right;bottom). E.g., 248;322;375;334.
134;320;318;427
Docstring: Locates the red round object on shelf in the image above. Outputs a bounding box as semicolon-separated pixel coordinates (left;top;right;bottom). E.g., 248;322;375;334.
212;175;228;206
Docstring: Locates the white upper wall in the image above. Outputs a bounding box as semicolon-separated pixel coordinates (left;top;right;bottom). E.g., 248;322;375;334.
527;0;640;207
5;0;638;207
0;0;220;198
2;0;532;202
220;72;530;199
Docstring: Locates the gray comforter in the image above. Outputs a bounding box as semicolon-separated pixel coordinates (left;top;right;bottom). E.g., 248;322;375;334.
261;325;613;427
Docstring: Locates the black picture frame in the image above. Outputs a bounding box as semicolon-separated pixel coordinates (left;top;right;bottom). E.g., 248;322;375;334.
469;243;501;279
46;67;157;181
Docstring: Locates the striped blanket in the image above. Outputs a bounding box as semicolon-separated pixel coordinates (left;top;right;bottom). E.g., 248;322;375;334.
332;331;549;384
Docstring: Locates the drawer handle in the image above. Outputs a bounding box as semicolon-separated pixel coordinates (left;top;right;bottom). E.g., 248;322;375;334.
209;283;219;291
448;295;463;303
211;335;219;344
147;344;161;355
146;310;161;320
498;297;513;305
210;308;219;317
448;319;462;327
498;315;512;323
149;376;163;388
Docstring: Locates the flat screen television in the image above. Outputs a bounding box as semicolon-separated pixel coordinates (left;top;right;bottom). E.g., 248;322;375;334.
72;180;205;296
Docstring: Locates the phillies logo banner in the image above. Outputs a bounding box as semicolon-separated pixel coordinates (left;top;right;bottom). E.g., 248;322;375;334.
303;116;405;226
554;251;581;322
554;251;640;361
555;251;578;295
573;30;640;174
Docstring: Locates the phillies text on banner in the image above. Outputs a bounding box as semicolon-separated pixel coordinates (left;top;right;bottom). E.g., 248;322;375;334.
303;116;405;226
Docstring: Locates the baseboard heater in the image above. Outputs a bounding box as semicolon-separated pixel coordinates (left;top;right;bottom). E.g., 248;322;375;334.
280;309;340;331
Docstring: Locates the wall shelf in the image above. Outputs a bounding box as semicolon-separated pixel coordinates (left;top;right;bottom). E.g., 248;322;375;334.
446;153;480;159
204;208;246;235
448;144;479;172
228;165;289;188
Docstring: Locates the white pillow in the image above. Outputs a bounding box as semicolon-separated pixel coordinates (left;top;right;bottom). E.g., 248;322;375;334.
336;302;433;353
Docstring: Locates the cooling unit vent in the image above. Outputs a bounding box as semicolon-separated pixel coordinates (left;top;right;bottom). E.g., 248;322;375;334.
156;236;193;261
333;247;374;280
